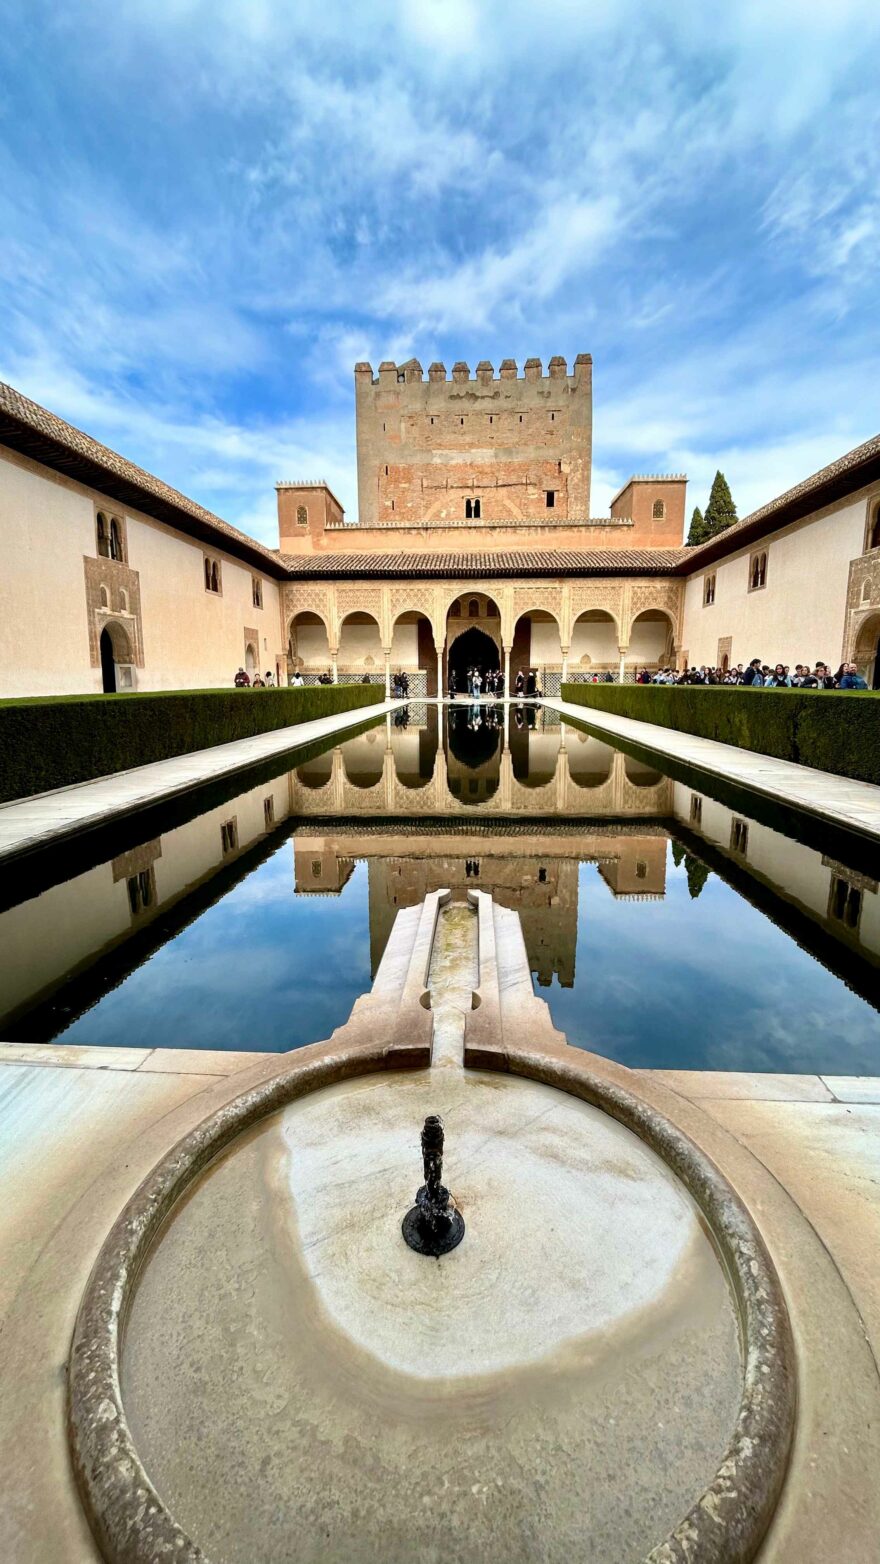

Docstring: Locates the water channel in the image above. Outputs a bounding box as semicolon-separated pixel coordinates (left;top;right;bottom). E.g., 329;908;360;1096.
2;702;878;1073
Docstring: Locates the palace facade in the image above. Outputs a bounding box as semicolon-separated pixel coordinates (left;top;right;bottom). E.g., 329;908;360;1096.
1;357;879;698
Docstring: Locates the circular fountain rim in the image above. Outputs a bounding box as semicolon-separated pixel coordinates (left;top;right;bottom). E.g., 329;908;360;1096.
67;1042;796;1564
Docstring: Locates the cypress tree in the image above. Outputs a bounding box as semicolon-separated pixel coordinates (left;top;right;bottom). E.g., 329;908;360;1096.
684;854;710;899
686;506;705;546
703;471;737;539
670;840;685;868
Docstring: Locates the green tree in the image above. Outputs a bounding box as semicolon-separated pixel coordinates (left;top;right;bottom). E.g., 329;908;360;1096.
684;853;710;899
703;471;738;539
670;839;685;868
686;505;705;546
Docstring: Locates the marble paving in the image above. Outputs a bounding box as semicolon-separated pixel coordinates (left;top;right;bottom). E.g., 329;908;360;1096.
544;696;880;841
0;697;399;862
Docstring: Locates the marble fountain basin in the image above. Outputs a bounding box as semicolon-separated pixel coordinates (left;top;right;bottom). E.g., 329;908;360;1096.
68;896;795;1564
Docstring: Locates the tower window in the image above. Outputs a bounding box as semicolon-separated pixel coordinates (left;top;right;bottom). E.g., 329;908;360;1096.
867;501;880;551
96;512;110;557
703;574;716;606
252;577;263;609
546;491;556;509
474;498;481;518
296;504;308;526
109;517;124;560
652;499;666;520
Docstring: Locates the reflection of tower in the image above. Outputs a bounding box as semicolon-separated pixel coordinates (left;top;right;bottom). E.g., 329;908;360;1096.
596;838;667;899
293;838;356;895
366;852;579;987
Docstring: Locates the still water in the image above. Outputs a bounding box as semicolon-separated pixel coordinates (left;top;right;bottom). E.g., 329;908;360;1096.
2;702;878;1072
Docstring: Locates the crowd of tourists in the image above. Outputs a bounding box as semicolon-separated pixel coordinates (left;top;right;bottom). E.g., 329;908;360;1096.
637;659;869;690
449;666;506;698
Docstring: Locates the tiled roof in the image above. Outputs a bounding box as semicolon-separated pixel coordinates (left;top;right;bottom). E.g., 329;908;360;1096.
280;548;688;579
0;381;287;578
677;430;880;571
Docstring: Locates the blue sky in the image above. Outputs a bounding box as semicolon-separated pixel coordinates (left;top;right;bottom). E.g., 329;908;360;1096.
1;0;879;543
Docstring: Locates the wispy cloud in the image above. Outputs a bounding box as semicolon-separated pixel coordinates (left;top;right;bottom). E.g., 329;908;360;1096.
0;0;878;535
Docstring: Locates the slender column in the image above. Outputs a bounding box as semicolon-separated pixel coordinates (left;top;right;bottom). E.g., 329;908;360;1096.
561;646;569;686
504;645;511;697
384;650;391;700
436;644;444;700
618;645;628;684
331;649;338;684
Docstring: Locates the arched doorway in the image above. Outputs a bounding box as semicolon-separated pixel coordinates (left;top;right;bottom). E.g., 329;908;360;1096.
288;611;331;681
447;625;499;690
628;609;675;676
100;627;116;693
99;621;133;693
245;642;257;676
855;612;880;688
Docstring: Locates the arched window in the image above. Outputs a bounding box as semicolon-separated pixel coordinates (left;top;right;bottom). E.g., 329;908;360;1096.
652;499;666;519
863;580;872;603
118;588;128;612
468;598;480;618
99;584;109;608
109;517;124;561
869;502;880;551
703;574;716;606
473;498;481;518
465;499;473;518
449;601;461;618
96;512;110;558
205;558;212;590
749;551;767;591
211;561;220;593
297;504;308;527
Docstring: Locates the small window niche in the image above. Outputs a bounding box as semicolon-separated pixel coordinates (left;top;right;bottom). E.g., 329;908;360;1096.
652;499;666;520
546;490;556;509
205;557;222;594
749;551;768;592
703;574;716;606
252;577;263;610
730;818;749;857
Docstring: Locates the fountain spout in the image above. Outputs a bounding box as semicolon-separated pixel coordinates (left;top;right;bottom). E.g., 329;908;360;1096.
402;1115;466;1256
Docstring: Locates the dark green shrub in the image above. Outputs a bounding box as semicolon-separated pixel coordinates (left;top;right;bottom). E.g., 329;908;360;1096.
0;684;382;802
560;684;880;785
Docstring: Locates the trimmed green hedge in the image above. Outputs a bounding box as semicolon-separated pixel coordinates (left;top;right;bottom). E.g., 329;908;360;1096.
560;683;880;785
0;685;383;803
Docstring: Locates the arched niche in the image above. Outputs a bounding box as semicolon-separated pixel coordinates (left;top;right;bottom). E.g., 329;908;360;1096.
628;609;675;669
289;611;331;674
567;734;615;787
570;610;618;674
338;611;383;675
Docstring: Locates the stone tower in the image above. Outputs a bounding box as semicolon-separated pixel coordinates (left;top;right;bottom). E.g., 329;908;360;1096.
354;355;593;528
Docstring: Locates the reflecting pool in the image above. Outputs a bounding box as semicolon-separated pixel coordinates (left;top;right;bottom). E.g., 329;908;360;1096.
2;702;878;1072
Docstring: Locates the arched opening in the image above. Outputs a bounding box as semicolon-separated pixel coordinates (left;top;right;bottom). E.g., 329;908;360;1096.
624;755;664;788
854;611;880;688
511;609;563;692
868;501;880;552
569;610;619;681
447;626;500;691
109;517;124;561
289;611;331;681
628;609;675;673
338;611;383;680
342;729;385;789
245;642;257;675
99;621;133;694
295;750;334;789
509;724;559;787
390;611;436;697
567;734;615;787
96;512;110;558
444;705;501;804
391;705;439;788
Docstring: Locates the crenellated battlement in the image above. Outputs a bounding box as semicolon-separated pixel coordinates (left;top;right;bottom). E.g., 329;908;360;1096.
354;353;592;385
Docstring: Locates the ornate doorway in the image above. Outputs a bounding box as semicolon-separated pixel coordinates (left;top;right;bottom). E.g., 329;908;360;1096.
447;626;499;690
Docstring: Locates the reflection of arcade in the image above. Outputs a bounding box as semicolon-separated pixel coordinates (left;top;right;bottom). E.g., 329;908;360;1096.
293;831;668;989
290;706;674;820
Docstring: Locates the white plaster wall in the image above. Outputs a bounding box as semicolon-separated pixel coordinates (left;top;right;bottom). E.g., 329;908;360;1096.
130;516;284;690
629;617;671;663
528;620;563;661
293;622;332;668
338;620;384;668
0;452;95;694
388;623;420;666
0;450;286;696
570;618;618;666
681;495;868;669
